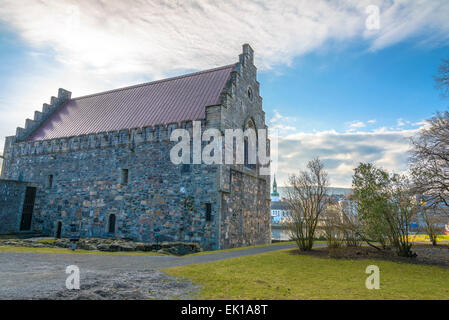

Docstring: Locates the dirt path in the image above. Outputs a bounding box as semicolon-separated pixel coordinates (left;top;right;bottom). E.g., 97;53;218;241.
0;243;299;299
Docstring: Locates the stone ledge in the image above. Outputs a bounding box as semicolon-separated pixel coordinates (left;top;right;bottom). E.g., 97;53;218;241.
0;238;202;255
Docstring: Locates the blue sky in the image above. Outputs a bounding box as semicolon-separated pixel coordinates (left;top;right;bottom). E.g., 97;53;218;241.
262;42;448;133
0;0;449;187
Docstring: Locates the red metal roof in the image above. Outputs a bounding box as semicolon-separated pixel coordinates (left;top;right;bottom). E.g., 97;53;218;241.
29;64;235;141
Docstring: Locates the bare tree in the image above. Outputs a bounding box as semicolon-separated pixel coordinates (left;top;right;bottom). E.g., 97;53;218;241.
338;199;362;247
285;158;329;251
419;205;446;246
411;111;449;209
384;174;417;257
322;203;344;251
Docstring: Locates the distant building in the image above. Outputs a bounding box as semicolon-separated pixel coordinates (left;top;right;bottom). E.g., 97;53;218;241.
271;201;289;224
338;199;358;218
413;196;449;234
270;176;290;240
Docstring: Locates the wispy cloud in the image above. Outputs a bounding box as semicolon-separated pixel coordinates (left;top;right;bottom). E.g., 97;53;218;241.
397;118;406;127
269;110;297;135
346;120;366;132
1;0;448;76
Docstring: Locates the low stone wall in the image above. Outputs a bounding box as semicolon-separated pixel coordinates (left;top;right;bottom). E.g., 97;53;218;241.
0;238;201;255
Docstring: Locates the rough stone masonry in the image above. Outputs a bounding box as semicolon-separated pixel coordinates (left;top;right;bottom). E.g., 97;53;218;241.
0;44;271;250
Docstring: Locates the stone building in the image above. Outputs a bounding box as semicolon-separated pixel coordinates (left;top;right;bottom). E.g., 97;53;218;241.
0;44;271;250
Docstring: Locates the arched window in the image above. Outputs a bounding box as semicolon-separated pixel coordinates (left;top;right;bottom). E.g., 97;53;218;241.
108;214;116;234
247;87;253;101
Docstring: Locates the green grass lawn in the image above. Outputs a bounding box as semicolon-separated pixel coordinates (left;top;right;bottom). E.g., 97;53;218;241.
0;246;164;256
164;249;449;300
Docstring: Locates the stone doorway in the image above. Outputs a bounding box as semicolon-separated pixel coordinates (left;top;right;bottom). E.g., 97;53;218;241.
56;221;62;239
19;187;36;231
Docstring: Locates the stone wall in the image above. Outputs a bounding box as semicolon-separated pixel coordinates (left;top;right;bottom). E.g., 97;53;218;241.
1;122;222;250
220;170;271;248
0;180;29;234
214;44;272;248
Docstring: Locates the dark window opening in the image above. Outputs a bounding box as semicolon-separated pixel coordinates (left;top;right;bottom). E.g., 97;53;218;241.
244;138;249;167
56;221;62;238
181;164;191;173
20;187;36;231
108;214;116;234
205;203;212;222
244;138;256;170
121;169;129;185
47;174;53;188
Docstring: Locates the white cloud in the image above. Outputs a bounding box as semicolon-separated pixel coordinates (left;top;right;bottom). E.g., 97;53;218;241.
367;0;449;50
269;110;297;135
347;120;366;132
397;118;406;126
367;119;377;124
0;0;447;77
273;127;420;187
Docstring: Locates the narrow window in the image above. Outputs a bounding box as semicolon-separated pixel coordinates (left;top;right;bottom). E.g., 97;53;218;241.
244;138;249;167
48;174;53;188
108;214;116;234
244;137;256;169
121;169;129;185
56;221;62;239
205;203;212;222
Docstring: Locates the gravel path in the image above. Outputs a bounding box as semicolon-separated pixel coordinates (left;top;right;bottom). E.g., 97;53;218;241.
0;243;298;299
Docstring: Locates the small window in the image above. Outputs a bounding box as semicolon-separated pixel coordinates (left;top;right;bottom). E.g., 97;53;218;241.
121;169;129;185
244;137;256;169
244;138;249;167
247;87;253;101
56;221;62;238
108;214;116;234
205;203;212;222
48;174;53;188
181;164;191;173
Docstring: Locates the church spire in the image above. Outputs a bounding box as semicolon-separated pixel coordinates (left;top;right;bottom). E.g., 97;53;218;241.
271;174;280;201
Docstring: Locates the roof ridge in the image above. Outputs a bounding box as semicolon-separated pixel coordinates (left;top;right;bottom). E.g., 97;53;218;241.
73;64;236;101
